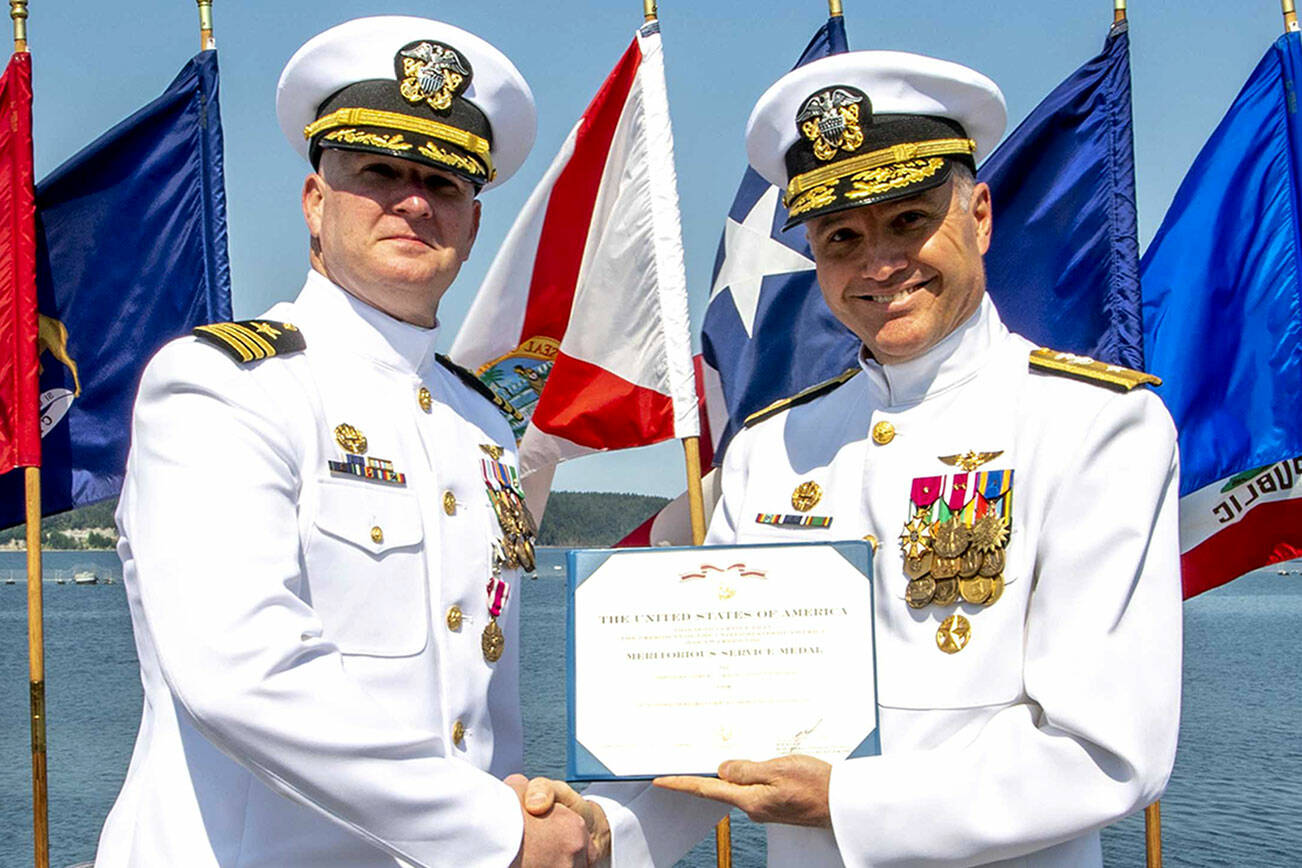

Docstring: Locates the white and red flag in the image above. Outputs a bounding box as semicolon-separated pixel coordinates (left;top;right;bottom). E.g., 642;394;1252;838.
451;21;697;487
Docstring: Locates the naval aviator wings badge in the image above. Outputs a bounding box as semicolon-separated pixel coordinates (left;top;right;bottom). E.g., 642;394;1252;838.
898;464;1013;647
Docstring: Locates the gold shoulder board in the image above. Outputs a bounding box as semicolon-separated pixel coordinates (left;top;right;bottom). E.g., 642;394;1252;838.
192;320;306;363
743;367;860;428
1028;348;1161;392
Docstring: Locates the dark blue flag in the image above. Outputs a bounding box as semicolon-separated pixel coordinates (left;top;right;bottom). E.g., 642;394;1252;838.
1141;32;1302;596
0;50;232;527
981;20;1142;369
700;17;852;460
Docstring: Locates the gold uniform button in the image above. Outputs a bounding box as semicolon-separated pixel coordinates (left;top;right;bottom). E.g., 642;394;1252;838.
370;525;384;544
871;421;896;445
451;720;466;746
418;386;433;413
862;533;879;552
446;606;463;631
443;491;457;515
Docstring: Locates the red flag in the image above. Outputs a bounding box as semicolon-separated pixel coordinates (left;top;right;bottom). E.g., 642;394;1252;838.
0;51;39;473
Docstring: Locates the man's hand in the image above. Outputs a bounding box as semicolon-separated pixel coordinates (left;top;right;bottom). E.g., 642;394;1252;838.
653;755;833;827
505;774;591;867
514;775;611;866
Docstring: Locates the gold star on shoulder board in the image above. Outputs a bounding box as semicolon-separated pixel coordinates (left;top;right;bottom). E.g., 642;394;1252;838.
938;450;1004;471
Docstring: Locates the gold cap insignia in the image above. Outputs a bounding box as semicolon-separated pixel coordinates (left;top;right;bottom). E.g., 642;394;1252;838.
396;40;471;112
796;87;866;161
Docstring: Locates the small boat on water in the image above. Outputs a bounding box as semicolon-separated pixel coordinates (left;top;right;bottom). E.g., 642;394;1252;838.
73;571;99;586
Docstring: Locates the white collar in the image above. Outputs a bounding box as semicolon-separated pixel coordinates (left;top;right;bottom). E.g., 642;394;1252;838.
292;269;442;374
856;294;1006;407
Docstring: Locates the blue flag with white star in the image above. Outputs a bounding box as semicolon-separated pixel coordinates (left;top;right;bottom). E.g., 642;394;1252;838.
700;17;852;459
0;50;232;528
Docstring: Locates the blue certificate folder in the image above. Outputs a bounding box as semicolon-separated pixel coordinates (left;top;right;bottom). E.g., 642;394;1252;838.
566;540;879;782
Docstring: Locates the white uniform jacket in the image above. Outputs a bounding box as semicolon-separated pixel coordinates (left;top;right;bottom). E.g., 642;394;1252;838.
595;296;1182;867
96;271;529;867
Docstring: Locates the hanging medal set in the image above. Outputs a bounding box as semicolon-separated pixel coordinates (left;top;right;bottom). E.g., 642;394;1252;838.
479;445;537;663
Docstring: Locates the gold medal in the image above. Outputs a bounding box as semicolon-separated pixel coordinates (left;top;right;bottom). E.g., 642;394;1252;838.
932;578;959;607
516;536;536;572
906;577;936;609
978;548;1005;577
903;551;933;579
936;614;971;654
481;618;505;663
984;575;1004;606
959;577;992;605
898;511;934;559
971;513;1010;552
959;548;983;577
499;537;520;569
931;518;972;559
932;555;961;580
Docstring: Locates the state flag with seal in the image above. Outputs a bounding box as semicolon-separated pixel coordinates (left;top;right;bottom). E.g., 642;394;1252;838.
450;20;698;490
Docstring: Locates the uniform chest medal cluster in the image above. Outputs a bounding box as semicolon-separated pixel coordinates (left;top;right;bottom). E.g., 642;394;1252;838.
899;454;1013;653
480;444;537;663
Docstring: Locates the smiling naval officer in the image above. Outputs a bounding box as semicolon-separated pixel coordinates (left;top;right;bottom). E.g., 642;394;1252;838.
93;16;598;868
538;50;1183;868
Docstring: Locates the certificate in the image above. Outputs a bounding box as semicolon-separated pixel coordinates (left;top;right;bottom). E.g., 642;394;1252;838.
567;541;878;781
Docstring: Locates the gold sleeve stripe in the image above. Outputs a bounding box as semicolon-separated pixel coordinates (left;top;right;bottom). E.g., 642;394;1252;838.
785;138;976;203
305;107;494;171
1028;348;1163;391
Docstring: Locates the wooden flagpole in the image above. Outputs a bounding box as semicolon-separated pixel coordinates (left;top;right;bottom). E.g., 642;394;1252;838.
1117;6;1159;863
642;0;730;859
12;2;48;864
197;0;215;51
1286;0;1300;34
1115;5;1159;862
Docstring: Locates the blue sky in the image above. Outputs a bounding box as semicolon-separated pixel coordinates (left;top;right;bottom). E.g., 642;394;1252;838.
25;0;1291;496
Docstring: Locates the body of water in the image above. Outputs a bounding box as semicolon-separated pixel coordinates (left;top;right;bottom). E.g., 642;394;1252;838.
2;549;1299;866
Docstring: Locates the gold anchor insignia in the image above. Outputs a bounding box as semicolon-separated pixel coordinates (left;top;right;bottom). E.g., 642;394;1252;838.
334;423;368;455
791;480;823;513
938;450;1005;472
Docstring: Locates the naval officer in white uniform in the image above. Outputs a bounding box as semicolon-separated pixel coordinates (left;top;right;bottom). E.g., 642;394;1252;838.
531;51;1183;868
95;17;596;868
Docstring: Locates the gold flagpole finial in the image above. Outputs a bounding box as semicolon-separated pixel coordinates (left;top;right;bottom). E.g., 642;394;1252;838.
197;0;215;51
1286;0;1300;33
643;0;657;23
829;0;845;17
10;0;28;53
1113;0;1126;23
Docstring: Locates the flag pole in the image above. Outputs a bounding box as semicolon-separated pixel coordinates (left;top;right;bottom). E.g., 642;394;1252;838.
197;0;215;50
12;2;49;864
1285;1;1300;33
635;0;730;850
1114;0;1126;24
829;0;844;16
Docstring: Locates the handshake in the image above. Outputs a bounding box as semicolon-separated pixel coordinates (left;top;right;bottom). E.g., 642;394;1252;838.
506;775;609;868
505;755;834;866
